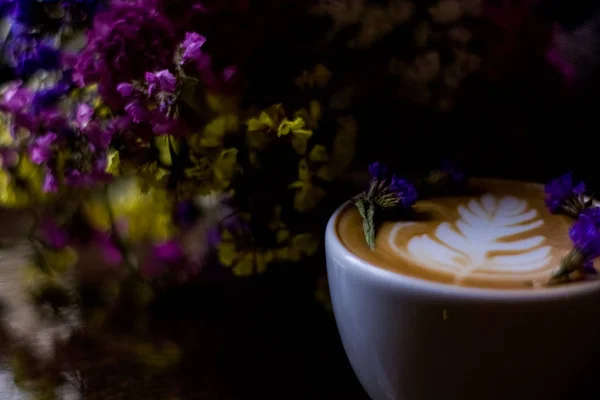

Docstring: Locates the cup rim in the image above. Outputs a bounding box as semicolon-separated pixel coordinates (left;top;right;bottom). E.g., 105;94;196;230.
326;201;600;303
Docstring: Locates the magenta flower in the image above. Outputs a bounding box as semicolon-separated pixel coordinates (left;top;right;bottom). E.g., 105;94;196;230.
116;82;134;98
141;239;185;279
75;103;94;129
0;80;32;112
39;218;69;249
64;159;111;188
84;122;113;151
29;133;57;164
124;101;148;123
43;170;58;193
154;240;185;264
93;231;123;267
74;3;175;107
145;69;177;94
180;32;206;64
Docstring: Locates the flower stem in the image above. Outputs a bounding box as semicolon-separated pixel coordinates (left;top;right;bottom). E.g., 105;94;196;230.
548;249;585;285
354;198;376;250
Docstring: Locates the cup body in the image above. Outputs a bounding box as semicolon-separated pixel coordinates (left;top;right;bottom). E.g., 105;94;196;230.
326;203;600;400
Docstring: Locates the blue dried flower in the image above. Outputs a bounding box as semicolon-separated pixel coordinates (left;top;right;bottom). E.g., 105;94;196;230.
551;207;600;284
545;173;590;217
12;39;60;77
569;207;600;268
368;161;388;181
32;72;72;112
389;176;418;208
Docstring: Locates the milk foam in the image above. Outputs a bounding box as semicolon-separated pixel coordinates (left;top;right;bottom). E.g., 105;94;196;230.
388;194;555;284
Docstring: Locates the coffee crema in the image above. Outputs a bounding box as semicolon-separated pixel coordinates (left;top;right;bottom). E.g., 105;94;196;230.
337;178;575;289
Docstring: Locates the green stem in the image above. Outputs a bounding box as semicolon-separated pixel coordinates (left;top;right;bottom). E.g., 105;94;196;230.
354;198;376;250
548;249;585;285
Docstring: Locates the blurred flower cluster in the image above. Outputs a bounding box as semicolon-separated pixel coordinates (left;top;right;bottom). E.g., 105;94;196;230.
0;0;574;360
0;0;577;396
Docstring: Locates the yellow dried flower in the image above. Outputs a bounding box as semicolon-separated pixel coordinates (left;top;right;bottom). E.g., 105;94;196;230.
289;159;327;212
294;100;322;130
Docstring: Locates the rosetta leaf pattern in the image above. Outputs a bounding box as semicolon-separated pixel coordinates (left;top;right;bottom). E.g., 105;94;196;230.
405;194;552;278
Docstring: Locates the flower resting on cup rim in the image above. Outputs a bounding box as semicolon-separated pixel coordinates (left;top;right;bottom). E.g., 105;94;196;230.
549;207;600;285
353;162;417;249
545;173;592;218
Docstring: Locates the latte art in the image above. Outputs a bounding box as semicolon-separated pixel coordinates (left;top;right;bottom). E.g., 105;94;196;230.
389;194;554;284
337;179;574;289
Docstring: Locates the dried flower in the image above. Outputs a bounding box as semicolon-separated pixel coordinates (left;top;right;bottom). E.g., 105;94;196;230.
179;32;207;64
145;70;177;95
74;3;176;107
354;162;417;249
29;132;57;165
545;173;591;218
550;208;600;284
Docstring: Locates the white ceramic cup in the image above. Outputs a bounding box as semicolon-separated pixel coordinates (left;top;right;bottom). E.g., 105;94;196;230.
326;202;600;400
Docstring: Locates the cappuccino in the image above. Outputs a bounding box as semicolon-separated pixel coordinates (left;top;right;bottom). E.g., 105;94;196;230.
337;179;574;289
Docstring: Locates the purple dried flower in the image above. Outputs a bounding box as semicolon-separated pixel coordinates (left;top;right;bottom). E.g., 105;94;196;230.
32;77;71;113
0;80;32;112
545;173;590;217
84;122;113;151
75;103;94;129
551;207;600;284
64;159;111;187
141;239;185;278
74;3;175;107
368;162;388;181
93;231;123;267
356;162;418;249
29;132;57;164
180;32;206;64
154;239;185;264
124;101;148;123
116;82;134;98
39;218;69;249
145;69;177;95
9;36;60;77
43;170;58;193
389;177;418;207
569;208;600;263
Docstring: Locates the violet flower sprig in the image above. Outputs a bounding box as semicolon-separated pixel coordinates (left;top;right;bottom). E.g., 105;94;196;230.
545;173;592;218
353;162;417;249
549;207;600;285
